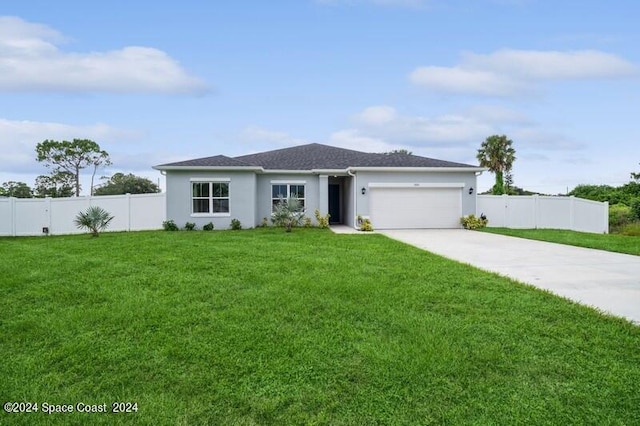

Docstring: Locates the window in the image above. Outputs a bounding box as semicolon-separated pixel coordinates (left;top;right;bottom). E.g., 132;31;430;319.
192;181;229;215
272;183;305;212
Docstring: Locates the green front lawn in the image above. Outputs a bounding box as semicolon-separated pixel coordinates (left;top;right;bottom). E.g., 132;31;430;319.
481;227;640;256
1;229;638;425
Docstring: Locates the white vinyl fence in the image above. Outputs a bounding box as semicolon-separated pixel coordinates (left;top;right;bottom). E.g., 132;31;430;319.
477;195;609;234
0;193;166;237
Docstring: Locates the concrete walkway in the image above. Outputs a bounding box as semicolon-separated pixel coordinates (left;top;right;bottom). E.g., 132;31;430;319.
380;229;640;324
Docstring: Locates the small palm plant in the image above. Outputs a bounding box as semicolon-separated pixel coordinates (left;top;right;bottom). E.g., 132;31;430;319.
74;206;115;237
271;196;305;232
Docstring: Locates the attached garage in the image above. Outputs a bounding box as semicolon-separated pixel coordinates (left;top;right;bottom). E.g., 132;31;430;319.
369;183;463;229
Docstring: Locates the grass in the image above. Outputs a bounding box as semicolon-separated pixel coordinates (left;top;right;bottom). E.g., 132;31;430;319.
1;229;639;425
480;227;640;256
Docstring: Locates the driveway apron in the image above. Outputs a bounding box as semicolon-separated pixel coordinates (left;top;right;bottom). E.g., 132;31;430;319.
380;229;640;324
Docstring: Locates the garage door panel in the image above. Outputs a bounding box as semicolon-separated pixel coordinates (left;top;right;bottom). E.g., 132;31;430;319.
370;187;461;229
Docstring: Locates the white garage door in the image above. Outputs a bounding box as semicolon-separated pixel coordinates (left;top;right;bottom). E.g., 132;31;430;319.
370;187;462;229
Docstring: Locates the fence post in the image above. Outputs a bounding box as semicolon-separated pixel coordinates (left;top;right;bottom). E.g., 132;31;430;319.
603;201;609;234
10;197;16;237
45;197;52;234
533;194;539;229
127;193;132;232
502;194;508;227
569;196;575;231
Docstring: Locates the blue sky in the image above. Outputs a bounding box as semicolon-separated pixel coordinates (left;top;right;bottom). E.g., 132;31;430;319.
1;0;639;194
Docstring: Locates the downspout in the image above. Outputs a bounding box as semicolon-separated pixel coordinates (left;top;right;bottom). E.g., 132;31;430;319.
347;168;357;229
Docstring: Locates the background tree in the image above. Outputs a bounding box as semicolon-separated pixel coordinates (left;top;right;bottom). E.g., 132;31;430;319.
384;149;413;155
34;172;75;198
631;163;640;181
36;139;111;196
476;135;516;195
0;181;33;198
94;173;160;195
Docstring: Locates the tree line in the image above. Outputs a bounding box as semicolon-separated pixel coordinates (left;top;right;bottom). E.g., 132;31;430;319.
0;139;160;198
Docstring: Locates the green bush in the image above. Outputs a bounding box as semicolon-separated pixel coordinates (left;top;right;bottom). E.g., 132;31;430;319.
230;219;242;230
609;204;634;231
271;196;304;232
162;220;179;231
303;217;312;228
74;206;114;237
360;218;374;232
184;222;196;231
460;214;488;230
203;222;215;231
260;217;269;228
314;209;330;229
619;222;640;236
630;198;640;221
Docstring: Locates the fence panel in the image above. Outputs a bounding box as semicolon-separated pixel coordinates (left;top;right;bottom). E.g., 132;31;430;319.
573;198;608;234
0;193;166;236
506;196;536;228
15;199;49;236
537;197;571;229
0;198;12;235
130;193;166;230
477;195;608;234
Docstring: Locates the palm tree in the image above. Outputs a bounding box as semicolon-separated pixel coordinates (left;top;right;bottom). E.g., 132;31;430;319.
74;206;114;237
477;135;516;195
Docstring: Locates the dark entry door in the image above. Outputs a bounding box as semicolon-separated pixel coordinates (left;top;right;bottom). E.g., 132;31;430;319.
328;184;341;224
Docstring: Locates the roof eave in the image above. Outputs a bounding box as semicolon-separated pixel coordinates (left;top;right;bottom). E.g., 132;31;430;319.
152;165;264;172
348;166;487;173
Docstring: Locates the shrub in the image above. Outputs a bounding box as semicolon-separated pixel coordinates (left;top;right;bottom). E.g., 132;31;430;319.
314;209;330;229
184;222;196;231
74;206;114;237
271;196;304;232
260;217;269;228
203;222;215;231
230;219;242;230
303;217;312;228
460;214;488;230
360;218;374;232
630;198;640;221
619;222;640;236
162;220;179;231
609;204;634;231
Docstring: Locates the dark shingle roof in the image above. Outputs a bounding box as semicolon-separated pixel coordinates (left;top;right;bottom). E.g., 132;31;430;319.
156;143;478;170
155;155;254;168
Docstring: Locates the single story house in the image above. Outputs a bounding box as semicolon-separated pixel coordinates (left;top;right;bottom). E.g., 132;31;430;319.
153;143;485;230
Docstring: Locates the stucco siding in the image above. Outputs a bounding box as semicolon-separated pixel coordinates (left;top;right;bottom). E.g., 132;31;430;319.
165;171;256;229
352;171;478;225
255;174;320;225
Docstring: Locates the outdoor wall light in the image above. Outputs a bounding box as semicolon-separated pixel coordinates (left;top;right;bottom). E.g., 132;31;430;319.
361;187;367;195
468;187;474;195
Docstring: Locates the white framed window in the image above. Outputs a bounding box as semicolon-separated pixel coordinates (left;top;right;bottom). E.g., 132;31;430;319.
191;181;230;215
271;183;305;212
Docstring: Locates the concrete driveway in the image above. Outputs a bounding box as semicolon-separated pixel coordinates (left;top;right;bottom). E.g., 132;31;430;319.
380;229;640;325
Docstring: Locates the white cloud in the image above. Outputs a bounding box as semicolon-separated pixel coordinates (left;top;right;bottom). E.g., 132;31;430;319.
328;129;402;153
0;16;208;94
410;49;638;96
465;49;637;79
0;118;136;174
349;105;494;146
240;125;308;147
354;105;397;125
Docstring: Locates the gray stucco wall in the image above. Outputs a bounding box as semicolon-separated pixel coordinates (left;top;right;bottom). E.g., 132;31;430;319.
255;174;321;225
165;171;256;229
352;171;478;224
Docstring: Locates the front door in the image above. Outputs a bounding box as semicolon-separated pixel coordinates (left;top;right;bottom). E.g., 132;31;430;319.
328;184;341;224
